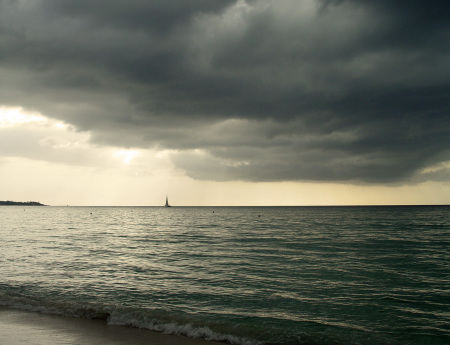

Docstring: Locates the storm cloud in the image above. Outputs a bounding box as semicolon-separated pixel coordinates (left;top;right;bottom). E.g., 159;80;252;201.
1;0;449;183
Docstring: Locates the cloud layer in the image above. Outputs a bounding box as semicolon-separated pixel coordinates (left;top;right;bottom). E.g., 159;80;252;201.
1;0;449;183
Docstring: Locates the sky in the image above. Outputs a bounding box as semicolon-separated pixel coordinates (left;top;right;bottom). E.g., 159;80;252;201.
0;0;449;206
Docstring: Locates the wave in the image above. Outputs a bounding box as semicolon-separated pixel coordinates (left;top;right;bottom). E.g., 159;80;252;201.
108;311;259;345
0;292;261;345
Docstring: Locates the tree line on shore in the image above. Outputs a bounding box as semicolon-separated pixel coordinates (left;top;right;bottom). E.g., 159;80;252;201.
0;200;46;206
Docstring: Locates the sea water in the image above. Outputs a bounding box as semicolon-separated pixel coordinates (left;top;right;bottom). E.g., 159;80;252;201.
0;206;449;345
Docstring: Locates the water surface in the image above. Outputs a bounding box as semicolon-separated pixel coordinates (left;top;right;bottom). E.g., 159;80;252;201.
1;206;449;344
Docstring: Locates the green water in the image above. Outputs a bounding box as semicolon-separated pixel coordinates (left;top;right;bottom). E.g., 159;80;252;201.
1;206;449;344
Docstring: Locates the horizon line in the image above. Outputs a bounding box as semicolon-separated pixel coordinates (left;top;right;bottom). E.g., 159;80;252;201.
42;204;450;207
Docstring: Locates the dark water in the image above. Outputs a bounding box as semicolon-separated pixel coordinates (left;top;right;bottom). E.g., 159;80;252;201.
1;206;449;344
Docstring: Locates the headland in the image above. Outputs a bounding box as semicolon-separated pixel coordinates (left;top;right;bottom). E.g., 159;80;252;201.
0;201;46;206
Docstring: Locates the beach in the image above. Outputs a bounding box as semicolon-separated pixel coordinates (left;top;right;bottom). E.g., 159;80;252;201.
0;307;224;345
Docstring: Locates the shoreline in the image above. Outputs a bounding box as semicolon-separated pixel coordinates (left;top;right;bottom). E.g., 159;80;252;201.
0;307;226;345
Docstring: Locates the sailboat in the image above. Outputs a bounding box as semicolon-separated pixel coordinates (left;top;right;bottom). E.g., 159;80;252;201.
164;196;171;207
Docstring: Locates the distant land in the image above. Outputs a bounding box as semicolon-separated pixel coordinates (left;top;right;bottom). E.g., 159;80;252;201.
0;201;46;206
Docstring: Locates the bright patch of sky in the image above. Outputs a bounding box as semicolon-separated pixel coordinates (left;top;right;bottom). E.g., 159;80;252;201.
0;106;449;206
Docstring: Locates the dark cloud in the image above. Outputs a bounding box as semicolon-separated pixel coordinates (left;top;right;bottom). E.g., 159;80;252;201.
47;1;236;34
0;0;449;183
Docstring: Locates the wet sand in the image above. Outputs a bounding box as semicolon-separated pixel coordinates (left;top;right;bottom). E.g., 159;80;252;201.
0;307;225;345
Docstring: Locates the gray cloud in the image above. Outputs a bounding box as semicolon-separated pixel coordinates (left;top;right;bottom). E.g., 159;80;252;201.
0;0;449;183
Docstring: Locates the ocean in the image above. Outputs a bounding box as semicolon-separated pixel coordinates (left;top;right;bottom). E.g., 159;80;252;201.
0;206;449;345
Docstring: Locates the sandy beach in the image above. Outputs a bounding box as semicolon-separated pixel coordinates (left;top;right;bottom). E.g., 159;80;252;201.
0;307;225;345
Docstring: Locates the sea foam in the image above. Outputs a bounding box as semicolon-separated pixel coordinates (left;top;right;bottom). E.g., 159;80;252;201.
108;311;261;345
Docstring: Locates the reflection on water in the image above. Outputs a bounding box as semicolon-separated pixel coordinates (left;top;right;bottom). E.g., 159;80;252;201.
1;206;449;345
